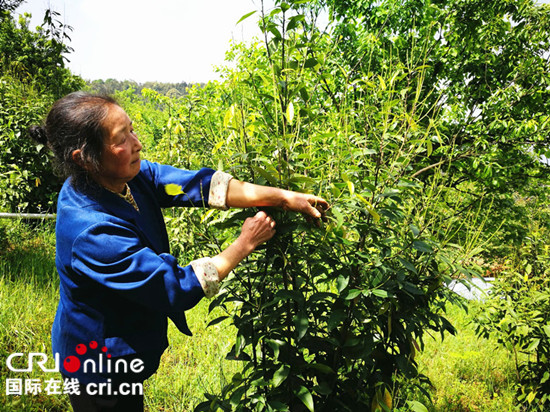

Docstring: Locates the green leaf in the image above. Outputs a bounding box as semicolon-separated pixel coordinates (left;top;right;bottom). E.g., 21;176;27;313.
526;338;540;352
397;257;417;274
266;339;285;361
174;122;184;134
230;386;248;407
413;240;433;253
223;106;234;128
426;138;433;157
327;309;347;331
267;400;289;411
287;14;305;31
212;140;224;154
310;363;335;374
543;324;550;338
288;174;316;186
372;289;389;298
347;180;355;195
207;315;229;327
407;400;428;412
304;57;319;69
313;382;332;396
294;311;309;340
273;365;290;387
252;166;280;186
378;75;386;90
294;386;314;412
268;25;282;39
355;193;381;222
331;207;344;229
336;275;349;293
345;289;362;300
236;10;256;24
165;184;184;196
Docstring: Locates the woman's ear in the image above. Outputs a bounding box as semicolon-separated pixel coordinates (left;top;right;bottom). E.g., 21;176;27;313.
71;149;89;170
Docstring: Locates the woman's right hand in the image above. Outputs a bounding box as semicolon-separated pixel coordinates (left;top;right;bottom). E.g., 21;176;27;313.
238;211;276;252
211;211;276;282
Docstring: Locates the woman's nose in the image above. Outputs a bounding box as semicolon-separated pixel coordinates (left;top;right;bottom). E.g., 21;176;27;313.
134;135;143;152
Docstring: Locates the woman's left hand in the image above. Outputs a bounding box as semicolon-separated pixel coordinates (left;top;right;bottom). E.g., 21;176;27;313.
282;192;329;224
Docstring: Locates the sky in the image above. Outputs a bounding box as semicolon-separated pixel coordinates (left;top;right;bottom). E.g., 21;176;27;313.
15;0;550;84
16;0;266;83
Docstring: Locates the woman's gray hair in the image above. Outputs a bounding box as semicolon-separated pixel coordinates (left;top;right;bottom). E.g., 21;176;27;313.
29;91;119;187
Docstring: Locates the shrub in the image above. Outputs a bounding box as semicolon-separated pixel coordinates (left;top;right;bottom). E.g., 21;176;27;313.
474;226;550;410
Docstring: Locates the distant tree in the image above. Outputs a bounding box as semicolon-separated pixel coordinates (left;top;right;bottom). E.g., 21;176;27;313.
323;0;550;254
166;87;181;98
87;79;193;97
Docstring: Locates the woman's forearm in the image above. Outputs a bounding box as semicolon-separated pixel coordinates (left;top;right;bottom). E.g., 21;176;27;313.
226;179;288;209
226;179;329;219
211;237;255;281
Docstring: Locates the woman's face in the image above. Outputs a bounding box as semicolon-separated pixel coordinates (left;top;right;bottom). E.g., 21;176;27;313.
94;104;142;193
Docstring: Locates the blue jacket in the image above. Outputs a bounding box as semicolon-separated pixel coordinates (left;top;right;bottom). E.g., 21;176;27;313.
52;160;216;384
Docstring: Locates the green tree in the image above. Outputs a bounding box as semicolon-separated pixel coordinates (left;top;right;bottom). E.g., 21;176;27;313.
474;223;550;410
180;1;483;410
0;7;84;212
324;0;550;255
175;0;550;410
0;0;24;14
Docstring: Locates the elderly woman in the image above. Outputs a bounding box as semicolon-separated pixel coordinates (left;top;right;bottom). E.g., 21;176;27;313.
30;92;328;412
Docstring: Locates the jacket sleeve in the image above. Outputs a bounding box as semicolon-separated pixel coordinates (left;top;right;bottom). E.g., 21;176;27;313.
71;220;214;311
140;160;232;209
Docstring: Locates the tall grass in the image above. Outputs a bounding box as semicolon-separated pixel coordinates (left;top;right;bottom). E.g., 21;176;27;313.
146;304;241;412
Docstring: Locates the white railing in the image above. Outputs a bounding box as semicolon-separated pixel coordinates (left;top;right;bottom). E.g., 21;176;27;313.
0;213;56;220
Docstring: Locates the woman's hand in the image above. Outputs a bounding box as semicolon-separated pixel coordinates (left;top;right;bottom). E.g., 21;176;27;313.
211;211;276;281
238;211;276;252
281;192;329;224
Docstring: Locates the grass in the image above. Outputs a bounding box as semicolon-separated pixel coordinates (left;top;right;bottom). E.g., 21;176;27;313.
0;219;68;412
413;302;519;412
0;219;526;411
145;302;241;411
